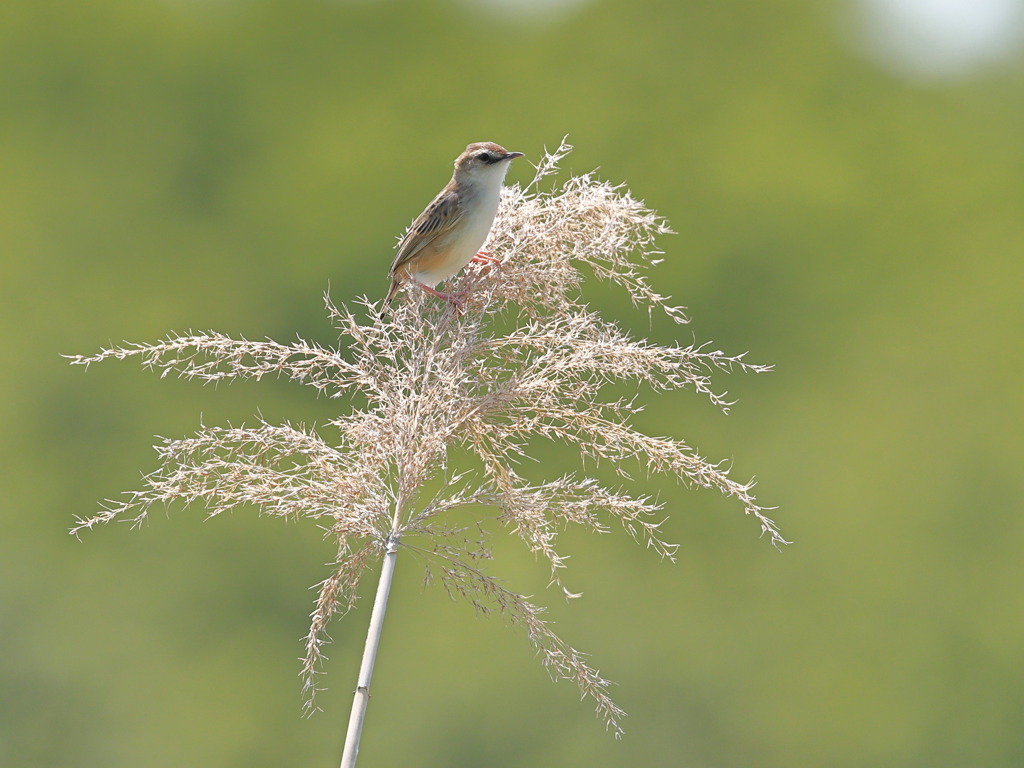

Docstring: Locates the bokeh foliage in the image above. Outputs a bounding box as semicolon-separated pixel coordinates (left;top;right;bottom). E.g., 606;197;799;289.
3;0;1023;766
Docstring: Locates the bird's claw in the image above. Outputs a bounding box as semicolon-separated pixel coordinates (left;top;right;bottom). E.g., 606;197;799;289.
410;279;466;315
444;291;467;315
471;250;501;268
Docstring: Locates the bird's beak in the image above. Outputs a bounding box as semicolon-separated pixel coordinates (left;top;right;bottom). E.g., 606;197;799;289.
504;151;525;160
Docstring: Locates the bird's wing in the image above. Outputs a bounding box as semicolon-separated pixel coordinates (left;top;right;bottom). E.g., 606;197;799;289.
389;188;461;275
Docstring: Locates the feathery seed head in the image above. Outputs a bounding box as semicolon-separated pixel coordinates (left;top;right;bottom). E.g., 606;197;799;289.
68;138;782;737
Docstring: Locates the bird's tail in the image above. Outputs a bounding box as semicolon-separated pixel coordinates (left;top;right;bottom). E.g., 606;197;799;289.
379;279;401;318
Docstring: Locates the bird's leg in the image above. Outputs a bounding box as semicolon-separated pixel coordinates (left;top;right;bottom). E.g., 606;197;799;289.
470;250;501;267
410;280;466;314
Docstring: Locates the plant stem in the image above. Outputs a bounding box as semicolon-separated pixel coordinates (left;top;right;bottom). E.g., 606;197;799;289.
339;533;400;768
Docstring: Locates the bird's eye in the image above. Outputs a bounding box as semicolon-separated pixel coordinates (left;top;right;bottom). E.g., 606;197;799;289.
477;152;491;162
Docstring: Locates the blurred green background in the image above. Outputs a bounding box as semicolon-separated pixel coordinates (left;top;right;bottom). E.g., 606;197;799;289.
4;0;1024;765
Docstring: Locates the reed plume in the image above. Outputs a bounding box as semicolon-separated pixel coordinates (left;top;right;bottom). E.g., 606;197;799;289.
68;139;785;746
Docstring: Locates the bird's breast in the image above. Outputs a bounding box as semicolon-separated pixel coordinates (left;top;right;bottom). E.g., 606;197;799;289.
409;187;500;286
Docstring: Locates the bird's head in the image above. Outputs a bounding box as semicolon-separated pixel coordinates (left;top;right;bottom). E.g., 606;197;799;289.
454;142;525;186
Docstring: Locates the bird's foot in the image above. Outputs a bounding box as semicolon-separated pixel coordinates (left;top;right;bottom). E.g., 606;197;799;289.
412;280;466;314
470;250;501;267
441;290;467;314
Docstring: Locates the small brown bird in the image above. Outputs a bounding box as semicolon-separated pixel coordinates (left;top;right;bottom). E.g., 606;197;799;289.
382;142;524;312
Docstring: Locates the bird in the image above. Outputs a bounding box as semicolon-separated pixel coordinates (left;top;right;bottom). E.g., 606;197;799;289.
381;141;524;313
